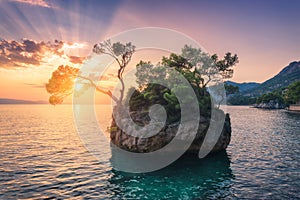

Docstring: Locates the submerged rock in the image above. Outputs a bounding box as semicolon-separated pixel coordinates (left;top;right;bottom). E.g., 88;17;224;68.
109;107;231;155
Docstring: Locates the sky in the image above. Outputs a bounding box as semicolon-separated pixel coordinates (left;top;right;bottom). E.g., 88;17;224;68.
0;0;300;102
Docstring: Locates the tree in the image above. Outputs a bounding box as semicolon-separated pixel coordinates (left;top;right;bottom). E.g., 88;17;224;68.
224;84;239;95
227;95;257;105
179;45;238;87
131;45;238;122
211;52;239;80
284;80;300;105
46;65;79;105
256;91;284;105
46;43;238;114
46;40;135;105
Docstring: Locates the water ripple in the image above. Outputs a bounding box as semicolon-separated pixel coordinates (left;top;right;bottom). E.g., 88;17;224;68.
0;105;299;199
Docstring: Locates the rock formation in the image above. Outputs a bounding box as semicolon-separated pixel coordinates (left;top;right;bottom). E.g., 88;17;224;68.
110;107;231;155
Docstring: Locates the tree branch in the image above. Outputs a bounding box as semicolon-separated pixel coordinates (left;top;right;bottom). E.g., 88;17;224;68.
77;74;120;103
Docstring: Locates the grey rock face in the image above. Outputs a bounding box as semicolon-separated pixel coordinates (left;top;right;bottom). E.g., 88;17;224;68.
110;109;231;155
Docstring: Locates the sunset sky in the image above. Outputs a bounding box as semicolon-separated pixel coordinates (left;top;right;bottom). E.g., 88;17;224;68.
0;0;300;102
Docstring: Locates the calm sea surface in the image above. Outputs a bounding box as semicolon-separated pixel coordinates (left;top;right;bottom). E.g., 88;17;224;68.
0;105;299;199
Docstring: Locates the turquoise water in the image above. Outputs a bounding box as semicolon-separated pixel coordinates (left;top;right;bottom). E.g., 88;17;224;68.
0;105;299;199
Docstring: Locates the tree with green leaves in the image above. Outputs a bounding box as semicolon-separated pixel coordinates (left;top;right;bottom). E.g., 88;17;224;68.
46;43;238;119
256;91;284;105
284;80;300;105
224;84;239;95
128;45;238;122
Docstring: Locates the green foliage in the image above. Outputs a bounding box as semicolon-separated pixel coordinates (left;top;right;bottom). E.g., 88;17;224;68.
211;53;239;79
284;80;300;104
224;84;239;95
163;92;178;105
242;61;300;97
227;62;300;105
129;45;238;124
46;42;239;122
256;91;284;105
127;84;181;123
251;80;300;106
227;95;256;105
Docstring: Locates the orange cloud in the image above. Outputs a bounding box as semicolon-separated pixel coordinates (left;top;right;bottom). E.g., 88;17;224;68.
0;38;88;69
68;56;86;64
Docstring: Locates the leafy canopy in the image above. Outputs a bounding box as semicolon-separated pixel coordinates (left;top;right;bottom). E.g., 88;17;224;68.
224;84;239;95
128;45;238;123
46;40;135;105
45;42;238;115
46;65;79;105
284;80;300;104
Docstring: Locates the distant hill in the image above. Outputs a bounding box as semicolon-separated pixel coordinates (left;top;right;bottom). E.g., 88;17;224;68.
243;61;300;97
227;61;300;105
0;98;47;104
225;81;260;92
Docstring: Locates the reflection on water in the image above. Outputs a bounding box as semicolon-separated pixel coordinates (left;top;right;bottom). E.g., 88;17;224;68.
0;105;299;199
109;151;233;199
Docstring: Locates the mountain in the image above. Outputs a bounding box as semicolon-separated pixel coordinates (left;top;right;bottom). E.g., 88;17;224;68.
225;81;260;92
227;61;300;105
0;98;47;104
243;61;300;97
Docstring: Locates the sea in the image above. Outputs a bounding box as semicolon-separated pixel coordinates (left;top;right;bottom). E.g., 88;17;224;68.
0;105;299;199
